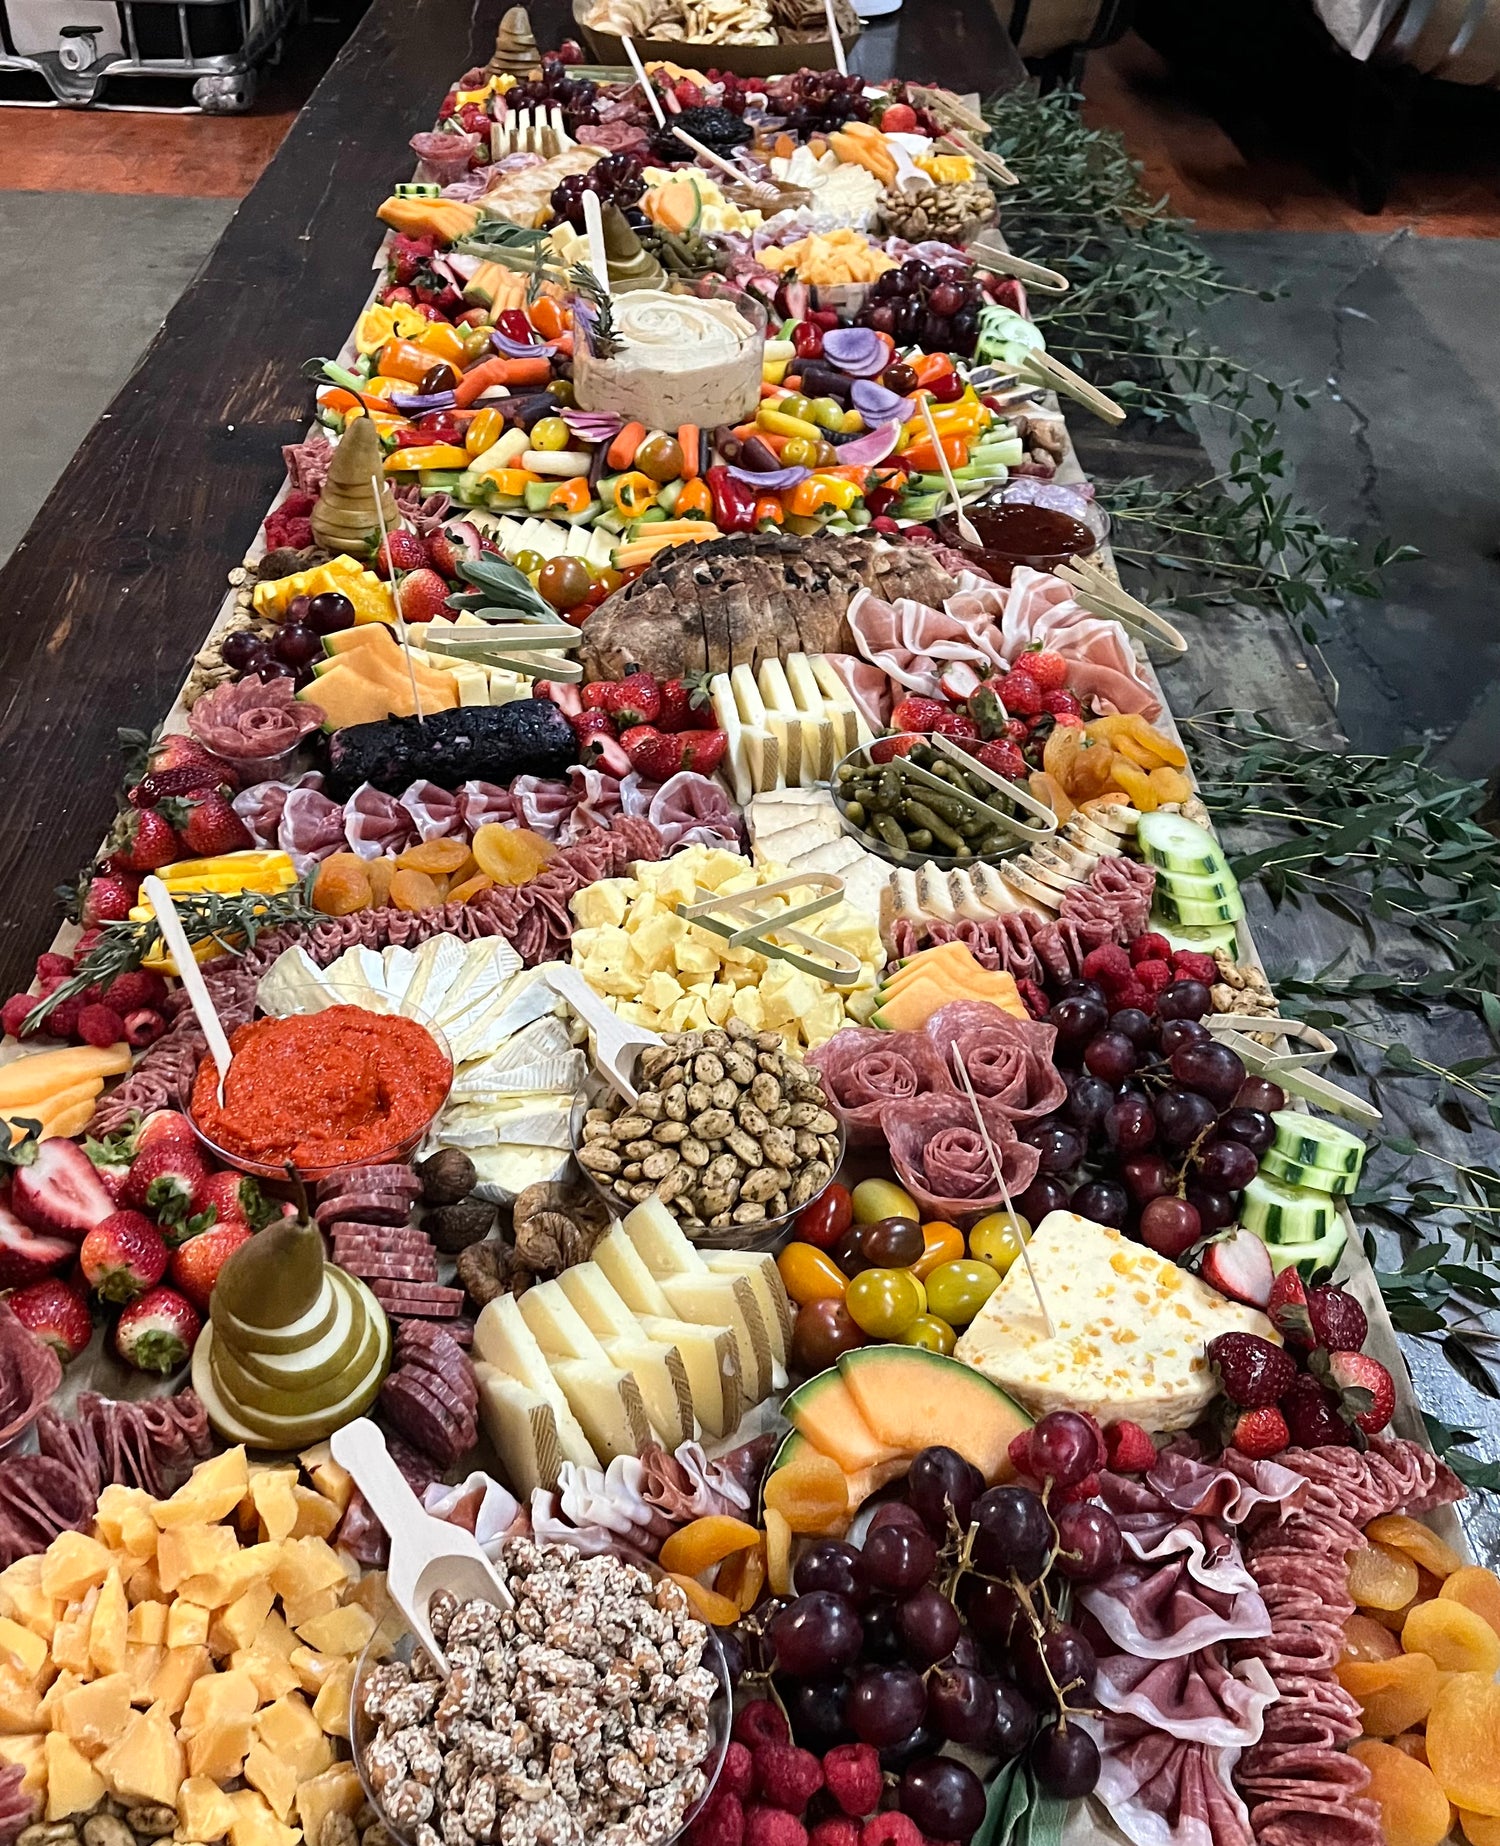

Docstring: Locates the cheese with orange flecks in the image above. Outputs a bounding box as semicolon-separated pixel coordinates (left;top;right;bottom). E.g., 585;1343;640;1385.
954;1212;1278;1432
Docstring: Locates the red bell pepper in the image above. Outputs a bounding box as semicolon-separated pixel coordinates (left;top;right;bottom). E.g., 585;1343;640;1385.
706;466;758;534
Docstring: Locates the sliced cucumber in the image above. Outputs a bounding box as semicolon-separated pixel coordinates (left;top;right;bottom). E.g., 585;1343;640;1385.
1269;1110;1365;1176
1259;1146;1356;1196
1240;1172;1338;1245
1136;810;1228;877
1151;918;1240;956
1153;888;1245;927
1155;867;1242;906
1263;1219;1348;1280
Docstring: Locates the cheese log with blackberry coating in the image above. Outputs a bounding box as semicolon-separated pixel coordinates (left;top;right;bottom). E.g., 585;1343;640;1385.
325;698;576;798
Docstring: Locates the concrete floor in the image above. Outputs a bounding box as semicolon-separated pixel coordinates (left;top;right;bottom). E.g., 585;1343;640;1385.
1192;230;1500;779
0;191;233;567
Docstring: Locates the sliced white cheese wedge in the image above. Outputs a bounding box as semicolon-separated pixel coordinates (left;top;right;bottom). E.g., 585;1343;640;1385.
916;862;958;922
593;1225;676;1315
465;1144;572;1203
659;1272;771;1404
890;868;923;922
729;663;781;794
473;1365;583;1497
474;1298;599;1476
711;672;753;806
636;1315;740;1438
757;658;804;788
705;1251;792;1372
621;1196;708;1276
760;816;845;866
552;1264;700;1445
785;653;837;778
948;869;995;922
551;1359;651;1463
810;654;874;747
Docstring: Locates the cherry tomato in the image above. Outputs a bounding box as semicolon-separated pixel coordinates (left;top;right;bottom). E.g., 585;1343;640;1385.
529;416;571;452
537;556;591;611
925;369;965;405
900;1313;956;1355
968;1210;1032;1276
513;549;545;577
923;1259;1001;1328
634;433;684;483
496;309;534;345
790;1297;865;1374
846;1267;927;1339
883;363;918;396
912;1220;965;1280
795;1180;851;1252
592;566;625;597
854;1216;924;1269
778;394;814;423
792;321;824;360
851;1179;918;1224
810;398;846;432
776;1241;848;1307
780;436;819;468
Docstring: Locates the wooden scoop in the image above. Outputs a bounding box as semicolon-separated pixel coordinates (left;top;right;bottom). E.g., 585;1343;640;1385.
331;1419;511;1674
542;963;663;1101
142;875;235;1106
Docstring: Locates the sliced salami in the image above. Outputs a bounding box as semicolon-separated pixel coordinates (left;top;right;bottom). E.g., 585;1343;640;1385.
808;1027;954;1145
921;1001;1067;1122
314;1192;414;1227
880;1090;1041;1223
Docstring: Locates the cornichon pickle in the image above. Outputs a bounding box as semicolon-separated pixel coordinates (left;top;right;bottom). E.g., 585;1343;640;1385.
907;828;933;850
902;801;966;852
873;813;909;853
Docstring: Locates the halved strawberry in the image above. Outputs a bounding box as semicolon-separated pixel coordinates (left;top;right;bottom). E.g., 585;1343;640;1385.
0;1188;74;1290
9;1137;116;1241
114;1285;201;1374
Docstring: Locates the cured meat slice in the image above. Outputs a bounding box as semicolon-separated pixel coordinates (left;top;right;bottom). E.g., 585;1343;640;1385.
279;786;348;874
1081;1713;1255;1846
646;772;743;852
1081;1558;1270;1660
380;1371;473;1468
0;1760;35;1845
879;1090;1040;1222
0;1302;62;1449
317;1165;422;1200
921;1002;1067;1123
1095;1650;1279;1747
314;1193;414;1228
808;1027;955;1145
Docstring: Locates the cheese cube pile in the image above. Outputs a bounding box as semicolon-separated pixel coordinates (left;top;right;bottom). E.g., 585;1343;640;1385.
954;1211;1280;1432
257;935;588;1205
568;846;883;1049
0;1445;383;1846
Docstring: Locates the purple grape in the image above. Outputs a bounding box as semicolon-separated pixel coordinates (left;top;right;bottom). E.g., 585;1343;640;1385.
1139;1195;1201;1257
1109;1007;1154;1047
794;1541;863;1603
847;1665;928;1747
769;1593;863;1677
1031;1723;1100;1798
1031;1123;1085;1174
1122;1153;1174;1204
1053;1503;1124;1582
927;1666;997;1745
859;1597;905;1664
858;1525;937;1596
963;1577;1024;1648
972;1487;1055;1582
1015;1175;1069;1223
221;631;270;673
1058;979;1109;1007
1157;979;1213;1021
271;622;322;669
1065;1074;1115;1134
990;1684;1036;1760
867;1503;928;1537
1069;1180;1129;1228
784;1674;853;1748
1027;1412;1101;1487
1172;1040;1249;1106
304;591;356;635
1199;1138;1259;1190
1014;1622;1097;1707
898;1587;961;1667
899;1758;987;1842
906;1446;979;1535
1186;1181;1237;1230
1155;1087;1219;1149
1216;1107;1275;1155
1047;995;1108;1052
1158;1017;1211;1055
1236;1077;1287;1112
1104;1096;1157;1152
1084;1031;1138;1082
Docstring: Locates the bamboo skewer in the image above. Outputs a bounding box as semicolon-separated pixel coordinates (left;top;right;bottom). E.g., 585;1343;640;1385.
1055;554;1189;656
620;35;665;128
918;394;980;547
143;877;236;1105
670;125;784;207
951;1050;1054;1338
369;477;426;724
823;0;847;75
580;187;611;300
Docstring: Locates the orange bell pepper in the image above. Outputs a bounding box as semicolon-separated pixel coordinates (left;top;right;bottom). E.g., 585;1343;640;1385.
753;497;785;528
414;321;468;363
910;352;956;387
546;477;592;514
900;433;970;473
675;477;714;518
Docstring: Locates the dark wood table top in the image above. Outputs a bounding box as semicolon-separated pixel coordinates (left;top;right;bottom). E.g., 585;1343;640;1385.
0;0;1024;993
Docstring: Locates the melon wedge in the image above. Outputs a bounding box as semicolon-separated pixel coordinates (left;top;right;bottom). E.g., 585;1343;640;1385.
783;1371;907;1474
0;1045;130;1110
837;1347;1031;1483
879;940;977;995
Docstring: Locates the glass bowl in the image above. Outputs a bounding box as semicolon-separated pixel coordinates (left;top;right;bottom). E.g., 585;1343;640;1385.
350;1561;732;1846
935;477;1110;581
187;1005;453;1185
570;1074;846;1255
831;734;1034;871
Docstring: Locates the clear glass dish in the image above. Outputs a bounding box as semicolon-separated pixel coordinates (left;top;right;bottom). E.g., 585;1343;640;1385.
831;734;1033;871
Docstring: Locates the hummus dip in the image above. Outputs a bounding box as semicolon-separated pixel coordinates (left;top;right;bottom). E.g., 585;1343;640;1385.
574;290;763;429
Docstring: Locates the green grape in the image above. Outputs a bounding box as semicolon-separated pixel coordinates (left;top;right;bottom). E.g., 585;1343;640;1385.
922;1259;1001;1328
529;416;571;452
845;1266;926;1339
899;1313;956;1355
968;1211;1032;1276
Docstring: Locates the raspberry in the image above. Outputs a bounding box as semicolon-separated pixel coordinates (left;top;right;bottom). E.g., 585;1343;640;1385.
1130;932;1172;965
721;1743;754;1802
821;1745;881;1819
1022;649;1068;691
1080;944;1133;990
734;1701;790;1751
745;1810;808;1846
34;952;73;982
45;998;82;1039
101;970;168;1014
1171;950;1218;986
754;1744;823;1813
998;671;1044;716
692;1793;746;1846
1110;980;1150;1014
1132;959;1172;995
809;1822;862;1846
1054;1471;1101;1504
76;1005;125;1049
860;1818;925;1846
1104;1419;1157;1472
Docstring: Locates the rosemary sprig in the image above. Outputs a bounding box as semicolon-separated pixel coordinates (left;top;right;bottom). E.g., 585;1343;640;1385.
568;264;619;358
21;879;320;1034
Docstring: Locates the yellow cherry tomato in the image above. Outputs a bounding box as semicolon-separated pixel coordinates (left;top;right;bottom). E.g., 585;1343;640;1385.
778;394;814;422
780;436;819;469
529;415;571;452
513;549;544;576
776;1241;849;1307
851;1179;919;1225
900;1314;957;1355
912;1220;966;1281
968;1210;1032;1276
845;1267;926;1339
923;1259;1001;1328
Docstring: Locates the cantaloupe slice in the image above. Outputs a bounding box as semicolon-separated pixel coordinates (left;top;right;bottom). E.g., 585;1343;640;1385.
645;178;703;235
837;1346;1031;1484
879;941;981;996
783;1371;908;1474
0;1046;130;1110
36;1100;100;1142
299;655;459;732
5;1076;105;1142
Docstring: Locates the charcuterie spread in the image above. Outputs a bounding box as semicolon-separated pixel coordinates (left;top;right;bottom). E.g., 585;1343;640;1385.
0;25;1490;1846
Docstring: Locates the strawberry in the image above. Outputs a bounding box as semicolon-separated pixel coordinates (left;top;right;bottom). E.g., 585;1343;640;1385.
581;682;613;711
395;568;452;622
1044;689;1084;718
997;672;1044;716
570;711;617;749
374;530;430;579
113;1285;201;1374
1307;1284;1368;1354
1316;1350;1395;1435
600;673;662;729
9;1137;115;1241
678;730;727;775
108;808;180;874
1103;1420;1157;1473
977;740;1027;781
8;1279;93;1361
1022;649;1068;691
623;726;684;781
1207;1331;1297;1407
147;734;223;776
79;1210;168;1304
1279;1371;1353;1449
193;1169;272;1232
933;711;979;741
170;1222;253;1312
658;676;716;731
122;1141;210;1228
84;1131;133;1202
1267;1266;1310;1343
136;1110;198;1155
869;736;916;763
425;529;463;578
0;1186;74;1289
82;873;136;927
160;791;253;860
1229;1405;1290;1459
889;696;948;734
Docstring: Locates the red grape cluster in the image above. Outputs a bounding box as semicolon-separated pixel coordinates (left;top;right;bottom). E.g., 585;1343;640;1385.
506;55;600;127
548;153;646;230
722;1439;1116;1832
1012;938;1286;1261
856;260;988;357
766;69;871;135
221;592;355;690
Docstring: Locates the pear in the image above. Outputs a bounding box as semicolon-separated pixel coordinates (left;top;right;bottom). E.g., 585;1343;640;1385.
600;202;665;293
310;416;400;561
488;7;542;77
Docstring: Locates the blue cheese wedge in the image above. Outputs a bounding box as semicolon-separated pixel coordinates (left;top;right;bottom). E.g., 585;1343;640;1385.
954;1211;1279;1432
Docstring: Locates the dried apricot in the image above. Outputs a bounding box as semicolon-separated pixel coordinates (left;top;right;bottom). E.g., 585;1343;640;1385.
1028;770;1075;822
1042;722;1081;787
365;856;396;907
1404;1598;1500;1676
1350;1541;1422;1611
447;872;495;906
763;1449;848;1535
1348;1740;1454;1846
472;823;556;886
1440;1567;1500;1641
764;1506;792;1596
1391;1734;1430;1765
664;1571;740;1626
714;1536;766;1612
1368;1515;1466;1582
1068;738;1116;800
1336;1651;1440;1736
1428;1672;1500;1815
658;1516;761;1579
398;837;471;876
1460;1812;1500;1846
1343;1612;1403;1663
388;869;443;913
313;854;373;916
1109;757;1160;813
1149;766;1194;804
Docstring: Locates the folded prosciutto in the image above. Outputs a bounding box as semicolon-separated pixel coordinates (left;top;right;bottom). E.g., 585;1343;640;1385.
879;1090;1040;1221
808;1027;955;1145
1082;1558;1271;1660
1096;1651;1279;1748
1080;1714;1255;1846
922;1001;1067;1123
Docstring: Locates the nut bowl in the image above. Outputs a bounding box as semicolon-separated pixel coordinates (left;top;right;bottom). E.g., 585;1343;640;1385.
351;1558;732;1846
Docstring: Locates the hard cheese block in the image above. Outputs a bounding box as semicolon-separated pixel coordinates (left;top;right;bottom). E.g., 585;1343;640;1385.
953;1212;1278;1431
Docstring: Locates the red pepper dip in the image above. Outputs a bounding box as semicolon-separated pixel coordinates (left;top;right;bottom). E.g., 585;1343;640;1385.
190;1006;450;1170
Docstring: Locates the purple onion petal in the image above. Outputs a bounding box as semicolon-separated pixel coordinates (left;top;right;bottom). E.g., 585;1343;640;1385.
851;380;914;423
822;327;889;377
562;408;624;441
726;464;811;490
392;391;457;412
490;330;560;360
